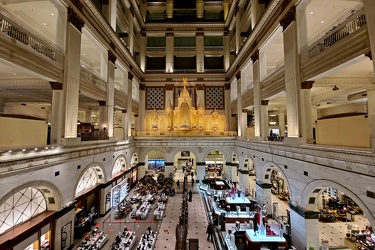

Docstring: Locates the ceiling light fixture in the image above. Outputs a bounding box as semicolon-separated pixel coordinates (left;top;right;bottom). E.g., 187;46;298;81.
332;85;339;91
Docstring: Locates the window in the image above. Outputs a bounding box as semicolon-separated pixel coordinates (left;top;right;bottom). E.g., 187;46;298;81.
174;37;195;47
112;157;126;177
75;167;103;195
204;36;223;46
147;37;166;47
0;187;47;234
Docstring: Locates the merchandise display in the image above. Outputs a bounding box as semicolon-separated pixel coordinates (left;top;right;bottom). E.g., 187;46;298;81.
135;202;152;219
76;228;108;250
137;227;156;250
109;228;136;250
153;202;166;220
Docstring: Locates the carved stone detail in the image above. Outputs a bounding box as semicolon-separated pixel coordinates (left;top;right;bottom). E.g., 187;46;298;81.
98;100;106;106
108;51;116;64
301;81;314;89
140;84;146;90
251;50;259;62
128;73;133;81
165;84;174;90
196;84;205;90
236;72;241;80
280;6;296;31
166;32;174;37
68;7;84;32
49;82;63;90
261;100;269;105
224;83;230;90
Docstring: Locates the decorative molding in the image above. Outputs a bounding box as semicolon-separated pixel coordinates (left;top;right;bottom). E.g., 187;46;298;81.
280;6;296;31
196;31;204;37
224;83;231;90
197;78;204;82
301;81;314;89
261;100;269;105
224;30;229;36
196;84;205;90
68;7;84;32
289;202;320;219
166;78;173;82
365;52;372;61
134;114;138;117
236;72;241;80
165;84;174;90
98;100;106;106
256;181;272;189
139;84;146;90
70;0;83;12
251;50;259;62
129;7;135;17
166;32;174;37
128;73;133;81
49;82;63;90
108;51;116;64
238;169;249;174
242;109;248;113
122;110;127;113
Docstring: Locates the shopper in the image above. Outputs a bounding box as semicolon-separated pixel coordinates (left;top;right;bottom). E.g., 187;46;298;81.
176;180;180;189
206;222;214;241
189;190;192;202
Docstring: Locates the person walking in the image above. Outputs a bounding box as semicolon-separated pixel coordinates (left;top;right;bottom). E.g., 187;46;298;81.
206;222;214;241
189;190;193;202
176;180;180;189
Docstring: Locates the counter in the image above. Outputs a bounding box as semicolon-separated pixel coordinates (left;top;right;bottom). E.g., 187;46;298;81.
244;229;287;250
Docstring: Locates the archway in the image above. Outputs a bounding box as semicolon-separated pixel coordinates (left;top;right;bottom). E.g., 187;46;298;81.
143;149;166;176
301;180;374;249
112;155;127;178
172;149;198;180
204;149;226;179
244;156;256;197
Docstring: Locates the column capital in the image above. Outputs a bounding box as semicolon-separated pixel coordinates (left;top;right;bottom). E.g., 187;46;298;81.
128;73;133;81
289;202;320;219
224;30;229;36
49;82;63;90
235;6;240;16
301;81;314;89
122;110;127;113
196;31;204;37
251;50;259;62
129;7;135;17
165;84;174;90
197;77;204;82
261;100;269;105
108;51;116;64
242;109;248;113
196;84;205;90
365;51;372;60
166;32;174;37
140;84;146;90
225;83;231;90
280;5;296;31
134;114;139;117
256;180;272;189
70;0;83;11
236;72;241;80
68;7;84;32
140;30;146;38
98;100;106;106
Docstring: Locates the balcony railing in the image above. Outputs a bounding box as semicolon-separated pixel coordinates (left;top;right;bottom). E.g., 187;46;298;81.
133;131;237;137
301;8;366;61
80;66;107;90
0;13;63;64
145;12;224;22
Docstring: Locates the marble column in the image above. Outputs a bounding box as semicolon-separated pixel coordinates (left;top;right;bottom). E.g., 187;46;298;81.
137;84;146;132
278;109;286;137
363;0;375;75
196;0;204;18
367;89;375;152
196;83;205;108
55;5;67;50
165;84;174;109
49;82;63;145
196;162;206;183
242;109;248;139
106;51;116;138
224;162;232;181
62;8;84;143
281;6;301;144
127;7;134;55
224;83;231;130
223;31;230;71
231;163;239;183
260;100;269;139
235;7;242;54
289;204;320;250
85;110;92;123
126;73;133;138
102;0;116;29
166;0;173;18
165;32;174;73
255;181;272;214
236;73;243;138
53;202;75;249
140;31;146;72
296;2;308;50
164;162;174;177
196;30;204;72
250;0;265;29
300;81;314;144
252;51;261;139
238;169;250;195
137;162;146;180
122;110;127;140
98;101;107;139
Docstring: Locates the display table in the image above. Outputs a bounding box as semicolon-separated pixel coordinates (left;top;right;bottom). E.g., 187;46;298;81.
137;231;156;250
136;202;152;219
215;181;227;190
212;201;255;223
244;229;287;250
153;202;166;220
77;230;108;250
224;233;238;250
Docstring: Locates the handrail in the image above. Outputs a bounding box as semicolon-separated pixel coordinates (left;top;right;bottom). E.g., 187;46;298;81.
301;8;366;61
0;13;64;65
80;66;107;90
133;131;237;137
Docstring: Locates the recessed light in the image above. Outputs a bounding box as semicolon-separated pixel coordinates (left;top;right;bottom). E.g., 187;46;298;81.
320;21;324;24
51;13;54;16
35;148;38;151
22;149;26;152
43;22;47;25
13;73;17;75
45;147;48;149
83;53;85;56
310;11;314;14
91;60;94;63
8;150;12;153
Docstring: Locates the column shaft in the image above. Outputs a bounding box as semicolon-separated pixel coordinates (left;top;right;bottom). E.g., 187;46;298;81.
253;57;261;138
106;60;115;138
196;31;204;72
165;32;174;72
363;0;375;75
236;74;243;137
50;86;63;144
126;74;133;138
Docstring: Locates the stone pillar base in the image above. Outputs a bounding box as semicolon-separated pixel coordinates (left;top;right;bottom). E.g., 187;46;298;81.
61;137;81;147
284;137;303;145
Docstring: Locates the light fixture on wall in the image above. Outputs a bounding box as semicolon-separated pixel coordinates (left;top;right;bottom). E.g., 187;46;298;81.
332;85;339;91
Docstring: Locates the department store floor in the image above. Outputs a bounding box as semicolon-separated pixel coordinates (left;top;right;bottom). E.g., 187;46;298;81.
74;172;368;250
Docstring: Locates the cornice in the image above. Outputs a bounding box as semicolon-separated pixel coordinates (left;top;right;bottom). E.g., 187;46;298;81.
314;77;373;86
0;79;50;87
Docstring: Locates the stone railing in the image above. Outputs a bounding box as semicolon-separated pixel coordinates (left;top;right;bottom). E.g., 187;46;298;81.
132;130;237;137
301;8;366;62
0;13;63;64
80;66;107;90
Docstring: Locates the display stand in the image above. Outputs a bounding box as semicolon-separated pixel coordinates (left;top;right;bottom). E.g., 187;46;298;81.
135;202;152;219
112;180;129;208
109;230;136;250
153;202;166;220
244;229;287;250
76;228;108;250
137;229;156;250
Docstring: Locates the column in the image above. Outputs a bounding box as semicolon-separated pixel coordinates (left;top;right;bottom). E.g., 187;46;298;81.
223;0;229;20
255;181;272;215
165;31;174;72
98;101;107;139
231;163;238;183
137;162;146;180
165;83;174;108
196;30;204;72
164;162;174;177
223;31;230;72
241;109;248;139
85;110;92;123
62;7;84;144
250;0;265;29
166;0;173;19
367;89;375;152
107;51;116;138
102;0;116;29
126;73;133;138
196;162;206;183
224;162;232;181
252;51;261;139
196;0;204;19
363;0;375;75
260;100;269;139
140;31;146;72
278;108;286;137
127;7;134;55
236;73;243;138
55;5;67;50
296;2;308;50
300;81;314;143
281;6;302;145
137;84;146;132
122;110;127;140
238;169;250;195
224;83;231;130
49;82;63;145
53;202;75;249
235;6;242;53
289;204;320;250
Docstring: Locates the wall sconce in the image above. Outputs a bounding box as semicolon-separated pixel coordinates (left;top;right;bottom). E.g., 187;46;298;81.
332;85;339;91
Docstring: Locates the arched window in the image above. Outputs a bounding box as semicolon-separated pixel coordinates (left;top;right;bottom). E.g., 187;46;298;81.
112;157;126;178
0;187;46;234
76;166;103;196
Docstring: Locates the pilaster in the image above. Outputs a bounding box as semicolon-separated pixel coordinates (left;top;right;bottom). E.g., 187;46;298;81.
367;89;375;152
300;81;314;144
250;0;265;29
224;83;231;130
236;73;243;138
252;51;261;139
127;7;134;55
363;0;375;76
50;82;63;145
98;100;108;139
223;31;230;71
196;162;206;183
126;73;133;138
106;51;115;138
255;181;272;214
196;30;204;72
166;31;174;73
137;84;146;131
260;100;269;139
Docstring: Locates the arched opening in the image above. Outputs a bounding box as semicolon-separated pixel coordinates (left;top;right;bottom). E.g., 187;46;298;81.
144;149;166;176
173;149;198;180
75;166;105;197
303;183;373;250
245;156;256;197
112;156;127;178
205;150;226;179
